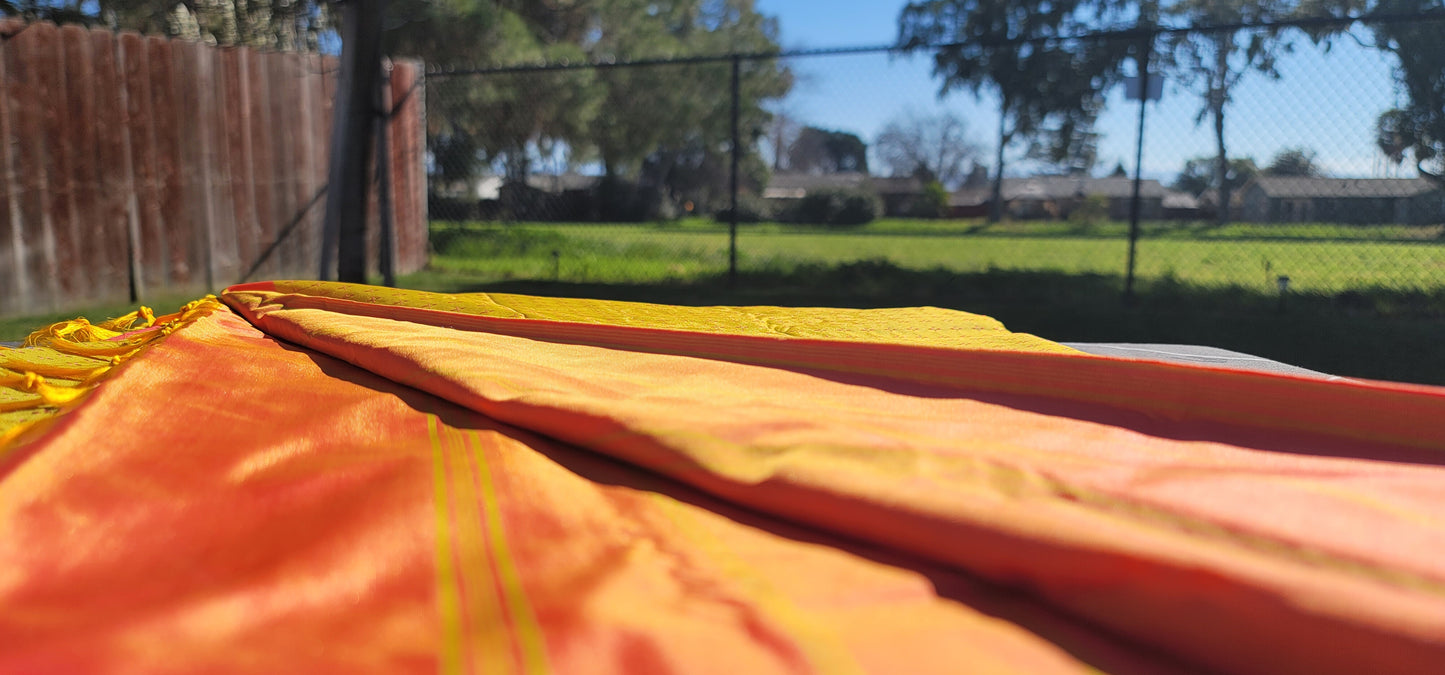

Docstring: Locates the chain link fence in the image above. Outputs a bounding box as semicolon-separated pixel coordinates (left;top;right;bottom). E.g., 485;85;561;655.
423;12;1445;313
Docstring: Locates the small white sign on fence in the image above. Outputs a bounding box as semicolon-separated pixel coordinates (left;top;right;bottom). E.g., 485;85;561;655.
1124;75;1163;101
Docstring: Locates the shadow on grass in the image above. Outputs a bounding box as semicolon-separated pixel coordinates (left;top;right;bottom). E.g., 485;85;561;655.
408;259;1445;386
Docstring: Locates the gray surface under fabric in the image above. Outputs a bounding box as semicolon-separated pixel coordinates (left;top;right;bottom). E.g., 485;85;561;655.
1065;342;1342;380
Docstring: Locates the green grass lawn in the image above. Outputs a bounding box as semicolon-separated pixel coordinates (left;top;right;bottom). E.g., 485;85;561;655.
424;219;1445;296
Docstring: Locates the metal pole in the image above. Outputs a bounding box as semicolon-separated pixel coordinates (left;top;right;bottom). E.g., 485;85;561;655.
728;55;740;288
1124;35;1152;304
322;0;387;283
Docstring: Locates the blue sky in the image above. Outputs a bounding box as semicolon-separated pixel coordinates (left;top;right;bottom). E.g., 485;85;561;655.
754;0;1412;184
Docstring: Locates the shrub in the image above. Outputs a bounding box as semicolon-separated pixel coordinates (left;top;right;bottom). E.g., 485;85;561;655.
713;194;773;223
596;178;677;222
1068;193;1110;224
788;188;879;227
910;180;950;218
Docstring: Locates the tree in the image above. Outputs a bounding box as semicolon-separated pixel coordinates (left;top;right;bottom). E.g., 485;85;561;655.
766;109;803;171
873;110;979;189
898;0;1133;221
581;0;792;212
1173;155;1258;197
787;126;869;174
1264;146;1324;176
1367;0;1445;185
1;0;330;50
961;163;989;187
1293;0;1444;185
386;0;792;213
1110;161;1130;177
1025;113;1100;175
1161;0;1297;225
386;0;598;184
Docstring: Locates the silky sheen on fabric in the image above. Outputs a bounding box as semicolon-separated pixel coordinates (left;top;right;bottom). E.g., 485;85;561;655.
3;281;1444;674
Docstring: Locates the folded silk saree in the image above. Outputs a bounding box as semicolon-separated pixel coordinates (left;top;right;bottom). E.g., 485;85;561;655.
3;281;1445;674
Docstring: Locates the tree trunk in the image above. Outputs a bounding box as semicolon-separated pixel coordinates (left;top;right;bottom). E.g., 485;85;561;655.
989;99;1009;223
1212;32;1232;227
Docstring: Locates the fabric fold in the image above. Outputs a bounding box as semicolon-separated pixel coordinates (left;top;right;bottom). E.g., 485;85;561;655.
218;281;1445;675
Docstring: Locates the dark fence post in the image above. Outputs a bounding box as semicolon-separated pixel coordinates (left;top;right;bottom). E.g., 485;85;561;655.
1124;31;1153;305
322;0;387;283
375;60;395;287
728;54;740;289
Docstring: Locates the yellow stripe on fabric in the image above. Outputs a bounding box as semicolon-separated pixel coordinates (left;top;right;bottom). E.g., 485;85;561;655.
442;424;518;675
427;416;465;675
469;431;550;675
647;493;867;675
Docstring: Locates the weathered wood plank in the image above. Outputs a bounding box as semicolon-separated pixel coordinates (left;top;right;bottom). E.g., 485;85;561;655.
120;32;166;294
148;36;189;287
90;27;135;303
8;23;60;310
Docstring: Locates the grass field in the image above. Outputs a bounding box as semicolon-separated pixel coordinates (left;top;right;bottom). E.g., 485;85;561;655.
424;218;1445;296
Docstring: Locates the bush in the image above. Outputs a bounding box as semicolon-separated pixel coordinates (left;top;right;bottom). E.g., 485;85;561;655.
910;180;950;218
428;195;480;222
786;188;880;227
1068;193;1110;225
596;177;677;222
713;194;773;223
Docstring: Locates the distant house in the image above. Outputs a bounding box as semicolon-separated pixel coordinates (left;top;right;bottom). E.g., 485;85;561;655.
949;176;1185;220
762;172;925;217
869;176;927;216
1238;176;1444;225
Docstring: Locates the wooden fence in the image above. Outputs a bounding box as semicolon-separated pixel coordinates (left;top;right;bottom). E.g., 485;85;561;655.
0;21;427;315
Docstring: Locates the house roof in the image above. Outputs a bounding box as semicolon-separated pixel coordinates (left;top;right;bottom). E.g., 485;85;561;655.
1244;176;1439;199
869;176;925;195
949;176;1168;206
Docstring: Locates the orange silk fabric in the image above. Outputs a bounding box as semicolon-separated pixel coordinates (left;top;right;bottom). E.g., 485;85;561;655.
3;281;1445;674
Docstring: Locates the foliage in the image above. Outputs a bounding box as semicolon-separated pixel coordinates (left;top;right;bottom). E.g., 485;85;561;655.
784;189;880;227
713;195;775;223
917;180;951;218
874;110;979;188
396;0;792;204
897;0;1133;221
1367;0;1445;185
1264;146;1324;176
1173;155;1259;196
786;127;870;174
1069;193;1111;224
581;0;791;212
0;0;328;49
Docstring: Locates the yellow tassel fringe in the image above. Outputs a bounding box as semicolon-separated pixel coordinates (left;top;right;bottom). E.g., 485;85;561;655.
0;296;224;447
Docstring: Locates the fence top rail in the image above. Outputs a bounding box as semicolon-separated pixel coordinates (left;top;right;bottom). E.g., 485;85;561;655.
425;9;1445;77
